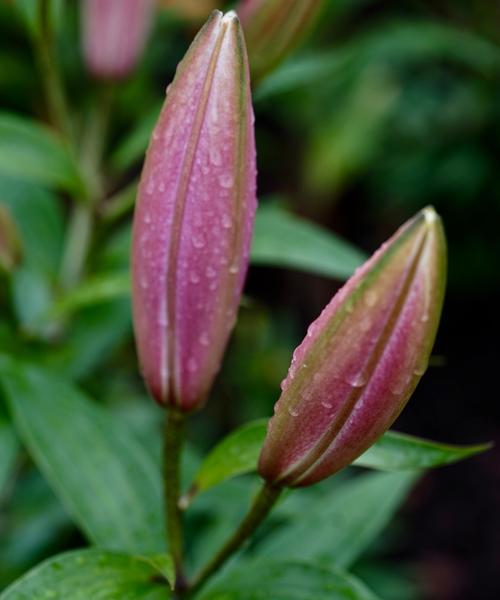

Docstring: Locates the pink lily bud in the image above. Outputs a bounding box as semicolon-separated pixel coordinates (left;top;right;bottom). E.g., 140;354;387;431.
131;11;257;412
238;0;325;79
259;208;447;487
81;0;155;80
0;204;22;273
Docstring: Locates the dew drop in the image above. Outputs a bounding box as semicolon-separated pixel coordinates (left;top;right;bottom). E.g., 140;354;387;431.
205;266;217;279
143;212;152;224
347;372;367;388
158;181;165;193
192;235;205;249
365;290;378;307
221;213;232;228
209;147;222;166
140;276;149;289
287;406;300;417
321;400;333;409
421;312;429;323
189;271;200;284
219;173;234;189
146;179;155;195
229;263;239;275
209;281;218;291
199;332;210;347
187;358;198;373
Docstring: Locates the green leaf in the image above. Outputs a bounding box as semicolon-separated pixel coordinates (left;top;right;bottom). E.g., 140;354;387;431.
0;418;19;493
0;175;65;278
354;430;491;471
260;471;418;567
255;21;500;102
252;203;366;280
182;420;268;508
109;102;162;173
0;113;82;194
185;420;487;505
44;299;132;380
0;357;164;553
197;560;381;600
48;272;131;318
139;554;175;591
0;549;170;600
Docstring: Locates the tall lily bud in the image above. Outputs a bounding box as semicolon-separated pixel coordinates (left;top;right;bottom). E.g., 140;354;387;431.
0;204;22;273
132;11;257;412
238;0;325;79
259;208;446;487
81;0;155;80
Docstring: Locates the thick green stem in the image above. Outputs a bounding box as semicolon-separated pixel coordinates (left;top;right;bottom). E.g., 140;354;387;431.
164;408;187;592
188;481;282;597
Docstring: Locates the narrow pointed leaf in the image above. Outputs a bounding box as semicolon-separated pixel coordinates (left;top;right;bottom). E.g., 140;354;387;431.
0;113;83;193
0;418;18;494
184;420;485;505
260;471;418;567
0;549;170;600
198;560;381;600
252;203;366;279
0;357;164;553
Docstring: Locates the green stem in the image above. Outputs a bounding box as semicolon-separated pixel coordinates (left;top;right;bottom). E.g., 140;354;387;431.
188;481;282;597
34;0;74;143
164;408;187;592
59;204;93;291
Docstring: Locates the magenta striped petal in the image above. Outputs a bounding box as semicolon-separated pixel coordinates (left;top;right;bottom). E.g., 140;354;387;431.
258;208;447;487
82;0;155;80
131;11;257;412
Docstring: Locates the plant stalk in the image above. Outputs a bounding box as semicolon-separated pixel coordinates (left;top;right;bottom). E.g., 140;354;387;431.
188;481;282;597
164;408;187;593
35;0;74;143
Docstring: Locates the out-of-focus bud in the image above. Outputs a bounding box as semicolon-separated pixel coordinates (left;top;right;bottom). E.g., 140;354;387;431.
238;0;325;79
0;204;22;273
81;0;155;80
160;0;220;23
259;208;447;487
132;11;257;413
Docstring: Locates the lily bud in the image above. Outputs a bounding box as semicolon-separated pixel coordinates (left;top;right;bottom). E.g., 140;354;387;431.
131;11;257;412
238;0;325;79
81;0;155;80
258;208;446;487
0;204;22;273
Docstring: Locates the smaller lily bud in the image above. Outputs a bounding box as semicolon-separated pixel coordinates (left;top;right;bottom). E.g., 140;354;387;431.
238;0;325;79
258;208;447;487
132;11;257;412
0;204;22;273
81;0;155;80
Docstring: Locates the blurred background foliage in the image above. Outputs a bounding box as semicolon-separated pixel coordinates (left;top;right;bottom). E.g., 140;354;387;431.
0;1;498;599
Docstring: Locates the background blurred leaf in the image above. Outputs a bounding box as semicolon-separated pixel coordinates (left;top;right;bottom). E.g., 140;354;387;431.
0;357;164;554
109;102;162;174
255;20;500;102
198;560;381;600
259;471;418;568
0;113;82;194
0;417;18;494
0;549;169;600
49;272;131;318
252;203;366;279
0;175;64;278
